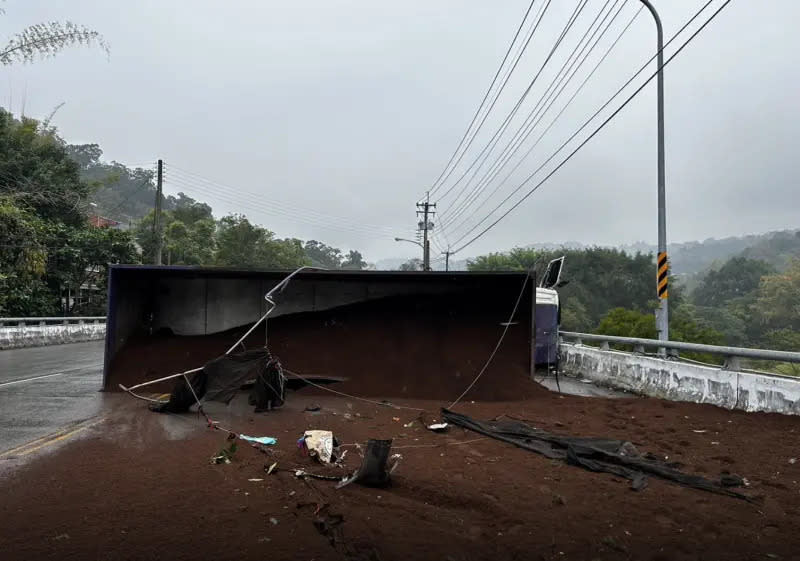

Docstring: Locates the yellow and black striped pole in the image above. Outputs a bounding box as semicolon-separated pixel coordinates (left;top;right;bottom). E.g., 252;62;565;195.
657;252;668;300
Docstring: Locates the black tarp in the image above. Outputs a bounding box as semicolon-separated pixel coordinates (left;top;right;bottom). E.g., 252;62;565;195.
150;349;284;413
441;408;753;501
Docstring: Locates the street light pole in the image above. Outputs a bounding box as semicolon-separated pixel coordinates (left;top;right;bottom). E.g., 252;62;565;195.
640;0;668;345
394;237;425;270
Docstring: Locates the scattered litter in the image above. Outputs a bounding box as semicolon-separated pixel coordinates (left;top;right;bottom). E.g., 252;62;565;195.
240;435;277;446
295;469;344;481
427;422;449;432
392;417;400;422
580;379;593;384
269;517;279;525
248;478;263;482
301;430;338;463
304;405;321;412
692;430;708;434
789;458;797;465
258;537;271;543
289;490;296;496
711;441;720;445
266;462;277;475
210;438;238;464
343;413;353;420
403;421;414;428
52;533;70;541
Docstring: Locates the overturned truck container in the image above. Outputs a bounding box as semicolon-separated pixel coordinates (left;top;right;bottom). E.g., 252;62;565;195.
103;266;537;401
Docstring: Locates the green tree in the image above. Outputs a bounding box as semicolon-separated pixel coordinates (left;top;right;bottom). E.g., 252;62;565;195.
595;305;724;363
46;224;138;315
0;110;92;225
304;240;342;269
596;308;657;340
467;247;539;271
692;257;774;308
0;197;54;315
341;250;367;270
755;259;800;333
215;214;309;269
399;258;423;271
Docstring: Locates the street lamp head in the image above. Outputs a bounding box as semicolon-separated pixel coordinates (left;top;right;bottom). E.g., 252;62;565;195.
394;237;402;242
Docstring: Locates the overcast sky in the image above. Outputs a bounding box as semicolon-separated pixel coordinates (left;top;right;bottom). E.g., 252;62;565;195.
2;1;797;262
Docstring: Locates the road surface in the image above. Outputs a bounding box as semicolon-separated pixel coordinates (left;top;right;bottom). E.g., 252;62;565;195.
0;341;105;455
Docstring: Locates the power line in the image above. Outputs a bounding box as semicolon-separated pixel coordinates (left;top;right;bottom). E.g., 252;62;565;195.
433;0;586;207
426;0;539;197
444;2;643;241
162;169;411;240
441;0;636;239
450;0;732;254
164;164;402;236
439;0;623;234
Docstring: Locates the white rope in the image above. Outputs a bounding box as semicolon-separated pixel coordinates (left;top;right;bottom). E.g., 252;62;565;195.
282;368;426;412
447;273;531;409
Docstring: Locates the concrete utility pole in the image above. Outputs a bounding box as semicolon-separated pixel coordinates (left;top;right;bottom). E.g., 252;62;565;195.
416;193;436;272
641;0;669;345
154;159;163;265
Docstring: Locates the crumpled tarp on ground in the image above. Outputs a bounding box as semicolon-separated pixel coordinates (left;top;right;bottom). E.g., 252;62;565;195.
441;408;753;501
150;348;284;413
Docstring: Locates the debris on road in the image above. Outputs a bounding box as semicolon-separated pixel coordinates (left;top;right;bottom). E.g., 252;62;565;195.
240;435;277;446
427;422;449;432
300;430;339;463
441;408;754;501
338;439;395;489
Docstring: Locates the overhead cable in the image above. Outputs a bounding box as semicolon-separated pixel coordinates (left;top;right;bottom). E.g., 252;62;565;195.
450;0;731;254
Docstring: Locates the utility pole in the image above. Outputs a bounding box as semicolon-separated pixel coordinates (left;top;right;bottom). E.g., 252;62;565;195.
416;193;436;271
641;0;669;346
442;248;452;272
154;159;163;265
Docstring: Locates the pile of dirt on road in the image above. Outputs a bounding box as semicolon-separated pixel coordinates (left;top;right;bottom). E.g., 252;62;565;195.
3;392;800;560
109;292;543;402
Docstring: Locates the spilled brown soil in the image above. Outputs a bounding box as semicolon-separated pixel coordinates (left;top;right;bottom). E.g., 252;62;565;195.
109;293;538;401
2;384;800;561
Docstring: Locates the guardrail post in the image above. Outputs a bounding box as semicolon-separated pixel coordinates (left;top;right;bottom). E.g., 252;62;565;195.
723;356;741;372
19;321;25;328
39;320;46;327
63;319;68;326
575;337;582;346
633;344;645;355
600;341;610;351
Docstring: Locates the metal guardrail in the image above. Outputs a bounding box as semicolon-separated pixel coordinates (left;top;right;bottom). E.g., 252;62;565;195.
560;331;800;369
0;317;106;327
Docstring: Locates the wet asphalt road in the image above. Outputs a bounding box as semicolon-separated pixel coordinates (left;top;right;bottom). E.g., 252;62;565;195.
0;341;105;454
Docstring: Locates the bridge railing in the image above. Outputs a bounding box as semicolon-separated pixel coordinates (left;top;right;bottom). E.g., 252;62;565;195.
0;317;106;327
559;331;800;371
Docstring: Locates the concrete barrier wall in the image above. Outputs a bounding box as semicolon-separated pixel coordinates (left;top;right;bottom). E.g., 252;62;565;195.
0;322;106;350
560;343;800;415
